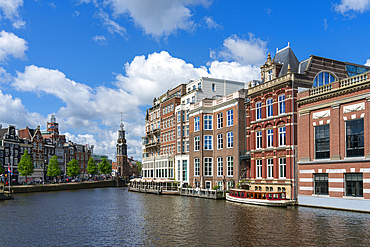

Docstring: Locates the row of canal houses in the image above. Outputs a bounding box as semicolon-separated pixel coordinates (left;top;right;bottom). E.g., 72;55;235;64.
0;114;95;184
142;44;370;212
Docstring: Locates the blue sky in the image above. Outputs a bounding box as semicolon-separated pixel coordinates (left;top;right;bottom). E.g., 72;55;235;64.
0;0;370;161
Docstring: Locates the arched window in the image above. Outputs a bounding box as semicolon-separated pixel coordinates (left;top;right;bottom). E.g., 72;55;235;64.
313;72;336;87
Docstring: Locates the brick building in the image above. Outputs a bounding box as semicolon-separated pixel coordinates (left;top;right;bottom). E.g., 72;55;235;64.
188;89;247;190
298;68;370;211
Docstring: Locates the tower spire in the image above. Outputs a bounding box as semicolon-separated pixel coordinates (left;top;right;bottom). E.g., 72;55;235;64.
120;112;124;130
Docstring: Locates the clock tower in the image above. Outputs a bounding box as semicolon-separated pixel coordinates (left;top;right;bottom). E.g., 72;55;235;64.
116;118;128;177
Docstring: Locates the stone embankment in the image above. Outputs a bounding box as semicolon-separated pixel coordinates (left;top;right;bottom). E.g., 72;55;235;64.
7;178;125;194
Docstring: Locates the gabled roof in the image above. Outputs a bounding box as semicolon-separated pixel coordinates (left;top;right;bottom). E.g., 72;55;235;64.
273;46;300;77
0;128;8;140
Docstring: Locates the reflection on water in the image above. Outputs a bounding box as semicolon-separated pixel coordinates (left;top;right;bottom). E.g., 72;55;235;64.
1;187;369;246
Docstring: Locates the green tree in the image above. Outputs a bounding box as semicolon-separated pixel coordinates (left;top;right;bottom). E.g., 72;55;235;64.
0;165;5;175
98;158;112;176
136;161;142;174
18;150;34;182
86;157;98;176
67;159;80;178
47;155;61;180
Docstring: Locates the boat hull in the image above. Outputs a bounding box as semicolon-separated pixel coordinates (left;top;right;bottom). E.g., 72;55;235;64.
226;194;294;207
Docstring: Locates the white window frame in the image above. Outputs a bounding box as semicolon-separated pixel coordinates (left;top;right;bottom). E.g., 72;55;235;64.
267;129;273;148
194;116;199;132
279;127;286;147
227;132;233;148
279;157;286;179
217;133;223;150
194;136;200;151
194;158;200;176
256;131;262;149
217;112;223;129
267;159;273;179
204;115;213;130
256;159;262;179
204;135;213;150
227;109;233;126
267;98;273;118
227;156;233;177
256;101;262;120
217;157;223;177
204;157;213;176
278;95;285;115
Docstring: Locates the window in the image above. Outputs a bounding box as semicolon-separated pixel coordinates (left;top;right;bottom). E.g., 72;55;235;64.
267;98;273;117
346;119;364;157
256;131;262;149
194;116;200;131
186;110;189;121
256;160;262;179
313;72;335;87
267;129;273;148
279;158;286;179
217;181;223;191
186;141;189;152
212;83;216;91
177;126;181;137
315;125;330;159
182;141;185;153
182;160;187;181
204;115;213;130
186;125;189;137
227;156;233;176
217;157;223;176
267;159;273;179
191;96;195;103
278;95;285;115
177;160;181;180
227;110;233;126
217;113;223;129
194;136;200;151
177;112;181;123
227;132;233;148
187;98;190;104
204;158;213;176
177;141;180;153
279;127;286;146
204;136;213;150
314;173;328;195
345;173;363;197
268;70;273;81
217;133;223;150
194;158;200;176
198;82;201;89
256;102;262;120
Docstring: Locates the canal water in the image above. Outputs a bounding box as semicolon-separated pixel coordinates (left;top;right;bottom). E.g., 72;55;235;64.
1;187;370;246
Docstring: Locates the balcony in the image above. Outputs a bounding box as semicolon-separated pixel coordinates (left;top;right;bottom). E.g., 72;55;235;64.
145;141;160;148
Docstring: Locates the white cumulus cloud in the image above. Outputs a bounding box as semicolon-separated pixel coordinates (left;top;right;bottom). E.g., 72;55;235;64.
0;30;28;62
103;0;212;38
0;0;25;28
365;59;370;66
334;0;370;14
211;33;267;66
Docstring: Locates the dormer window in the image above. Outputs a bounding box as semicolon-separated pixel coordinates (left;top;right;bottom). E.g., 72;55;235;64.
313;71;335;87
268;70;273;81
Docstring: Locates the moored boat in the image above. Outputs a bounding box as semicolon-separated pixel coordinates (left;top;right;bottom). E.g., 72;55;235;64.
129;178;179;195
226;189;294;207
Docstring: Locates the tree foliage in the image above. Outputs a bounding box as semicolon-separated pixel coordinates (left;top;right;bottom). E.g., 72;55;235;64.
18;150;34;180
67;159;80;178
86;157;98;176
136;161;142;174
47;155;61;179
0;165;5;175
98;158;112;175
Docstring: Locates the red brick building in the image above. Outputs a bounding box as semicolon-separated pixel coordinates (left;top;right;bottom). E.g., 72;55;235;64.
298;69;370;211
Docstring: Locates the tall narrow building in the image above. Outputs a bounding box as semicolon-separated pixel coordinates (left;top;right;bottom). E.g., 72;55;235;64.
116;119;128;177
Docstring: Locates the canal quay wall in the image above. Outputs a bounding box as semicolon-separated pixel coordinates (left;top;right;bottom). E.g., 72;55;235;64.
8;178;126;194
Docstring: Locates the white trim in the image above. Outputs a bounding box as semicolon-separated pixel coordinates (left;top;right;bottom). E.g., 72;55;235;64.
364;189;370;193
299;178;313;182
360;168;370;173
329;187;344;192
328;178;344;183
299;186;313;191
363;179;370;183
326;169;346;173
299;169;315;174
